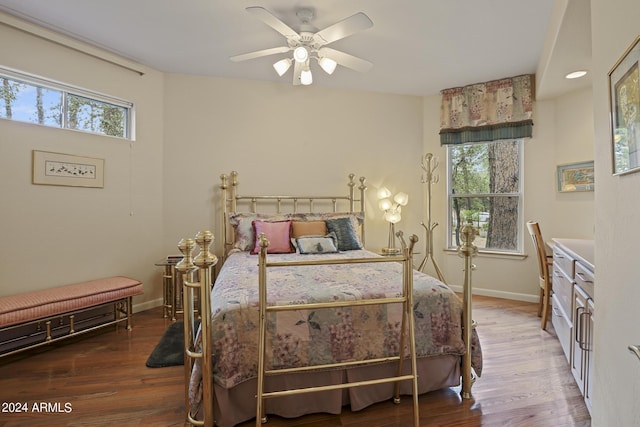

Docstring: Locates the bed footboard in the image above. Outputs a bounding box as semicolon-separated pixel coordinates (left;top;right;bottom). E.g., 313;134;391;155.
255;231;421;427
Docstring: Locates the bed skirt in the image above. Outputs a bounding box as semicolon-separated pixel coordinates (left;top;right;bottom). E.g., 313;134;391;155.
209;354;461;427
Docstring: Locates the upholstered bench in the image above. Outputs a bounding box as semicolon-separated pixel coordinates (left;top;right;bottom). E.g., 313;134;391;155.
0;276;143;358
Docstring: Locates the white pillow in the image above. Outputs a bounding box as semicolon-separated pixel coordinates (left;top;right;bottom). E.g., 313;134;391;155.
294;232;339;254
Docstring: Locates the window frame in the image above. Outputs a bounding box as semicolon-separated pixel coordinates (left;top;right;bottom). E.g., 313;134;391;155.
0;66;135;140
445;139;525;255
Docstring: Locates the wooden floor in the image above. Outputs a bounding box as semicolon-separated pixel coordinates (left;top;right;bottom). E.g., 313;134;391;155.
0;295;591;427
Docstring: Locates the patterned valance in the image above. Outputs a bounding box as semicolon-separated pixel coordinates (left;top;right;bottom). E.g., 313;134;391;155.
439;74;534;145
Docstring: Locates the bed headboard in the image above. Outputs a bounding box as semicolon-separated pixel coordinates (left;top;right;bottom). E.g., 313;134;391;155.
220;171;367;259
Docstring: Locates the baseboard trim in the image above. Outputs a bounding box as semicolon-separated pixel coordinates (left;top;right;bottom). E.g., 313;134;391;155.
133;298;163;314
447;285;539;303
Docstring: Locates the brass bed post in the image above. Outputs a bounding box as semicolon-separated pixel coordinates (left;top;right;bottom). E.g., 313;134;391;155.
230;171;238;212
194;231;217;426
176;239;199;426
178;232;218;427
220;174;229;260
358;176;367;246
392;232;420;425
458;222;478;399
256;233;269;425
348;173;355;212
221;171;239;260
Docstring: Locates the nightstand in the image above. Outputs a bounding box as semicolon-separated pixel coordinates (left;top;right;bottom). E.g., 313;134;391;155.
154;257;182;320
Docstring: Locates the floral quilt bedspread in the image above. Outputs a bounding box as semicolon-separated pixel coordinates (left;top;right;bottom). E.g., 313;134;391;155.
189;249;482;399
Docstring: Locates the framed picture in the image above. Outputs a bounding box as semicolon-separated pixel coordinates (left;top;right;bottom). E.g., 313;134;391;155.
557;161;594;192
609;34;640;175
32;150;104;188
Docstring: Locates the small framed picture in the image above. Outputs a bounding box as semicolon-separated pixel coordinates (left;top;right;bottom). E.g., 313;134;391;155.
32;150;104;188
557;161;594;192
609;35;640;175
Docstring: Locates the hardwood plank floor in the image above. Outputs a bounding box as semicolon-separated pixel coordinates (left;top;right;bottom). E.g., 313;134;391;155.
0;295;591;427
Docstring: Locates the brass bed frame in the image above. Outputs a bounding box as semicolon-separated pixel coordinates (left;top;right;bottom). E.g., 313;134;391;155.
176;171;477;427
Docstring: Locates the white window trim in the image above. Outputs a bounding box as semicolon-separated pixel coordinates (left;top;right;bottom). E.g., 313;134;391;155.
445;139;525;255
0;65;135;140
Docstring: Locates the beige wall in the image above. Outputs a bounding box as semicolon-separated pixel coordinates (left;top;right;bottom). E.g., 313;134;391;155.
162;74;425;257
591;0;640;425
0;22;165;309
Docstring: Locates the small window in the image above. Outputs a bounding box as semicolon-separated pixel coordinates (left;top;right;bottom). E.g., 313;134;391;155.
0;67;133;140
447;139;523;253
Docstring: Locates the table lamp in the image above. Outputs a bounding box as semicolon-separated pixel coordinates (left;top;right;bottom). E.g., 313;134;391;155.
378;187;409;255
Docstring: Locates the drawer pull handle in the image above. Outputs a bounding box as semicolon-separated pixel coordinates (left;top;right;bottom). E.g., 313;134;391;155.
629;345;640;362
575;272;594;283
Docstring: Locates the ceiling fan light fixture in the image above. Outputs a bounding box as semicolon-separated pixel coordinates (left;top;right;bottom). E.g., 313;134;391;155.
319;57;337;74
300;68;313;85
273;58;292;76
293;46;309;63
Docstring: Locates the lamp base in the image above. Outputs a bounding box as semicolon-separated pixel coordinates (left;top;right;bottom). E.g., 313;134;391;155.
381;247;401;255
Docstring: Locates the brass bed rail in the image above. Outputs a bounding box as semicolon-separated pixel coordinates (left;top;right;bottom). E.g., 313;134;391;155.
256;231;421;427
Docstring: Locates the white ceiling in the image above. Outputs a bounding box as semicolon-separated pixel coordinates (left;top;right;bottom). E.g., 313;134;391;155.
0;0;591;99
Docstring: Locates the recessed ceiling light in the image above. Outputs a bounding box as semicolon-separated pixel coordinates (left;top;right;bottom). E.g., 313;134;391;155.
565;70;588;79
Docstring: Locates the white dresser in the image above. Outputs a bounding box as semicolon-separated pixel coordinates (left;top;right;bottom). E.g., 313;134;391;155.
551;238;594;414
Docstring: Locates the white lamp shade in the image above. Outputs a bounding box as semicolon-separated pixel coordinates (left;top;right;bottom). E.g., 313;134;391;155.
300;69;313;85
377;187;392;199
378;199;392;211
293;46;309;63
394;192;409;206
319;57;337;75
273;58;292;76
384;211;401;224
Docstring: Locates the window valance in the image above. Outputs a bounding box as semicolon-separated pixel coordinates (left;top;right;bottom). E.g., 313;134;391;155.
439;74;534;145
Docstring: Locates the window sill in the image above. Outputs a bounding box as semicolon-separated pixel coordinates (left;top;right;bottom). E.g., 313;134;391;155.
443;248;527;260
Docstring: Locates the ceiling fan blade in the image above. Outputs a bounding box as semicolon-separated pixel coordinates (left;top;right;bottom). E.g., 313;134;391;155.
313;12;373;45
318;47;373;73
230;46;291;62
246;7;301;40
292;60;302;86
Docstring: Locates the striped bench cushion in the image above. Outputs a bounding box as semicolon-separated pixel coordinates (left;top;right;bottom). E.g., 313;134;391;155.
0;276;143;328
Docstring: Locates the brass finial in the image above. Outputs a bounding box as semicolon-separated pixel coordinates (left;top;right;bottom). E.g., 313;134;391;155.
176;238;198;274
194;230;218;268
458;222;479;258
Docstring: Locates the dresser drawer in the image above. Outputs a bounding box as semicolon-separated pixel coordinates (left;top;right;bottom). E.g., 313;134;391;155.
551;294;571;364
552;262;573;315
575;262;594;298
553;245;575;278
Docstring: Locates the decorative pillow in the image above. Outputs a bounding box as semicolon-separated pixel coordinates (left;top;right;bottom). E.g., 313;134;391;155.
294;232;339;254
291;220;328;238
228;212;289;251
251;220;294;254
325;217;363;251
289;212;364;226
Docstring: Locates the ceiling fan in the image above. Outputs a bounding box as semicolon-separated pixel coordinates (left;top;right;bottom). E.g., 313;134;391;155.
230;7;373;86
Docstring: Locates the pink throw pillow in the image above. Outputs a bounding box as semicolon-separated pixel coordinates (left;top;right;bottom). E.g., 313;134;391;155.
251;220;294;254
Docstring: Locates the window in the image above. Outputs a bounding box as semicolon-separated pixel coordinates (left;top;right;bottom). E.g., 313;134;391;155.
0;67;133;139
447;139;523;253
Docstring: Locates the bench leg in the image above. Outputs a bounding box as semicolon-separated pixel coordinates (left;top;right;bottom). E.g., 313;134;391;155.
126;296;133;330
